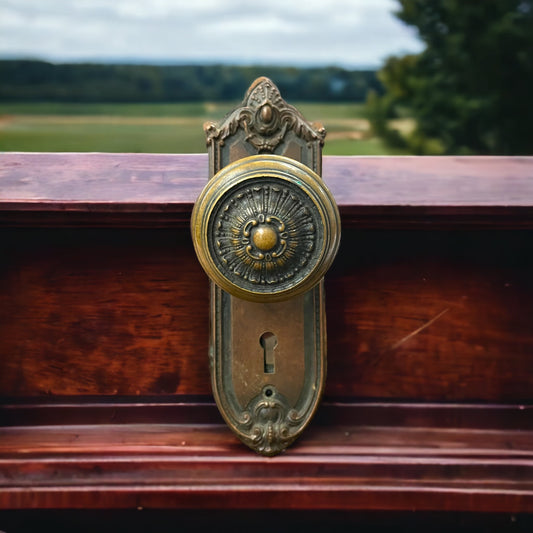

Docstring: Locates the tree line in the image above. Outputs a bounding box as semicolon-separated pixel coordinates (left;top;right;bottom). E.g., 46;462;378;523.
0;60;382;103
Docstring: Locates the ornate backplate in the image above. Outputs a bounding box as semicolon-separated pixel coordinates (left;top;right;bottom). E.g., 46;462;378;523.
191;77;340;456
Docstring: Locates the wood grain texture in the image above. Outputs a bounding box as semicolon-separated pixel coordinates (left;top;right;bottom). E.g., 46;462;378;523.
0;403;532;511
0;406;533;512
1;227;532;401
0;229;210;396
325;229;533;401
1;153;533;514
1;153;533;228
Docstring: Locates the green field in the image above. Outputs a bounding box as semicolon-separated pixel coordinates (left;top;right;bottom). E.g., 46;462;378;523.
0;102;409;155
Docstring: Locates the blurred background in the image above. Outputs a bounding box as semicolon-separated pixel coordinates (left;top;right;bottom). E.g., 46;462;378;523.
0;0;531;155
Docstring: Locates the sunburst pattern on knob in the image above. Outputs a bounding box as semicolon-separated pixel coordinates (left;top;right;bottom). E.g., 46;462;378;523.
210;178;320;292
191;155;340;302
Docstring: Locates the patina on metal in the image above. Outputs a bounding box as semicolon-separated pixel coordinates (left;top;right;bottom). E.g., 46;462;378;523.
191;77;340;456
192;155;340;302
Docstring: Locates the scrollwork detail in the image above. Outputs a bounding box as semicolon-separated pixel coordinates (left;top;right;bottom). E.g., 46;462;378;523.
204;77;325;152
239;386;301;456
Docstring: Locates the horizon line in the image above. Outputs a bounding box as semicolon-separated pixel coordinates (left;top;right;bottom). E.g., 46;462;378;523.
0;54;382;71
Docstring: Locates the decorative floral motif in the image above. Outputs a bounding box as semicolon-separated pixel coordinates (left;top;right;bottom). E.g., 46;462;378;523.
209;179;320;293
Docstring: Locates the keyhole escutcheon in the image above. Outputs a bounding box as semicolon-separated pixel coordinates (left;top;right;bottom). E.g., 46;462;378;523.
260;331;277;374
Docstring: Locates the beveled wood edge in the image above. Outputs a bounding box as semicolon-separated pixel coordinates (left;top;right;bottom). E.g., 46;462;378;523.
1;153;533;228
1;400;532;513
1;403;532;511
1;486;532;513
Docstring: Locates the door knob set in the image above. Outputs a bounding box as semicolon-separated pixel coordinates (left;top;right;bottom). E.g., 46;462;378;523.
191;78;341;455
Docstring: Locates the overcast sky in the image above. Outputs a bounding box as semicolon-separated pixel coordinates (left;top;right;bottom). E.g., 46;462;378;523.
0;0;423;68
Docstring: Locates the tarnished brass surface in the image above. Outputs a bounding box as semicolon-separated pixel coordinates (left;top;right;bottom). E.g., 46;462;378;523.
191;155;340;302
191;77;340;456
210;283;326;456
203;76;326;175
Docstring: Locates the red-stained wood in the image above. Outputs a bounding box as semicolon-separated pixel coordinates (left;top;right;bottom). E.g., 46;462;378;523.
1;153;533;228
0;402;532;511
0;227;532;401
1;152;532;207
1;153;533;514
325;228;533;401
0;228;210;396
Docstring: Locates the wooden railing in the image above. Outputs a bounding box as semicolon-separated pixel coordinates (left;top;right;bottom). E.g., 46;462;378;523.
2;153;533;228
1;153;532;515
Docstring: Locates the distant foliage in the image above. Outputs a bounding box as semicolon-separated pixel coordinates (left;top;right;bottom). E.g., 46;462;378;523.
369;0;533;155
0;61;382;103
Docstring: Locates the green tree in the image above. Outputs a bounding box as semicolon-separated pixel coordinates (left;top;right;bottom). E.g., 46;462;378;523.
375;0;533;154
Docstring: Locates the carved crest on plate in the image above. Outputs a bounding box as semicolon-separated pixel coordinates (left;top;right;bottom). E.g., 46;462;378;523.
205;77;326;153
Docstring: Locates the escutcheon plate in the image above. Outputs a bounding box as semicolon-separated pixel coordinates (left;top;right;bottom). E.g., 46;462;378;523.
190;77;340;456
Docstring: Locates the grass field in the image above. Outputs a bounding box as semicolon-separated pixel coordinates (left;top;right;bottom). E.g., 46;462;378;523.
0;102;410;155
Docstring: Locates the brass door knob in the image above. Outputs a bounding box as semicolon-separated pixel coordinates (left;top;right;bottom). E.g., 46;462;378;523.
191;154;340;302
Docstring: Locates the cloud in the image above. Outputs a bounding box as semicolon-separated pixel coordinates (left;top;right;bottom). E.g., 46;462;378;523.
0;0;423;67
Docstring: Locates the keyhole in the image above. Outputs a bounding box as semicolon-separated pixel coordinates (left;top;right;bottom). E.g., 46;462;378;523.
260;331;277;374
